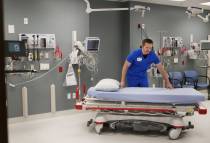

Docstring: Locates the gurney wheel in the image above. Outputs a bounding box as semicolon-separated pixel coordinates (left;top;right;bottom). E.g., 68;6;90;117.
95;124;103;135
168;128;182;140
87;119;93;127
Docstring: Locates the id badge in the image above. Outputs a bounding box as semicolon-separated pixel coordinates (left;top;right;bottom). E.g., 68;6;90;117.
137;57;142;62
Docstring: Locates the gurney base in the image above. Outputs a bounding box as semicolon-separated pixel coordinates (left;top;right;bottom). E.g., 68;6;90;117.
89;112;194;140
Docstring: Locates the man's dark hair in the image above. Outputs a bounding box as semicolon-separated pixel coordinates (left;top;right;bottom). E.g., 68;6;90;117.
142;38;153;46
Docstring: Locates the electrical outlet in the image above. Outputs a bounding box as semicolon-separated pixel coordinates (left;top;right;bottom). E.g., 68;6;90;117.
30;64;35;70
8;25;15;34
174;57;179;63
40;63;50;71
45;52;49;59
72;92;76;99
91;77;94;81
67;93;71;100
24;18;28;24
141;24;145;29
138;24;145;29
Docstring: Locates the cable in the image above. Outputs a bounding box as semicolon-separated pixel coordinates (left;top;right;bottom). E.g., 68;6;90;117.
81;52;99;73
7;48;99;87
6;56;68;87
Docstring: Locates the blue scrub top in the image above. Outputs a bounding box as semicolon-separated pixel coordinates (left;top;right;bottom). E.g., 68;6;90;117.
126;48;160;87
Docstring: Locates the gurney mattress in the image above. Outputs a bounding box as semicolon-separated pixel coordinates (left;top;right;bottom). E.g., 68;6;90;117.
87;87;205;104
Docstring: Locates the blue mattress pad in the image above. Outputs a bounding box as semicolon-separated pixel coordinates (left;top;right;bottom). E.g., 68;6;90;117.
87;87;205;104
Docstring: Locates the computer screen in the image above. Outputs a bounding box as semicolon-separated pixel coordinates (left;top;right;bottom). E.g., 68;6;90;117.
85;37;100;52
201;40;210;50
5;40;27;57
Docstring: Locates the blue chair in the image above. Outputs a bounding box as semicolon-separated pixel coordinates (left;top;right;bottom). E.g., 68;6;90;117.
183;70;197;88
183;70;209;90
168;72;184;88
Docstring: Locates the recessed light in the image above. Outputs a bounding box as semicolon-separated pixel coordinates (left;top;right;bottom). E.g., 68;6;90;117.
201;2;210;6
170;0;186;1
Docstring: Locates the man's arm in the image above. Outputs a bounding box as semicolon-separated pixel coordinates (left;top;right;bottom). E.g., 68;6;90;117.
156;63;173;89
120;60;131;88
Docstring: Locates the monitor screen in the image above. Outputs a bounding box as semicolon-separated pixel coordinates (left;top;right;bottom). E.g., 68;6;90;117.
5;40;27;57
201;41;210;50
85;37;100;52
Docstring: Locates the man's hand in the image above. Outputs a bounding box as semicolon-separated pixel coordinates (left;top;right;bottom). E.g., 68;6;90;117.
120;81;125;88
166;81;173;89
156;64;173;89
120;61;130;89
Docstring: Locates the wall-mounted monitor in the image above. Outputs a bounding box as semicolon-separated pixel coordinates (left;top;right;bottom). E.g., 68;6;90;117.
4;40;27;57
85;37;100;52
200;40;210;50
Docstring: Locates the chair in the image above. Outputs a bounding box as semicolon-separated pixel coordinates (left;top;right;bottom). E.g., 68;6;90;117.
168;72;184;88
183;70;210;90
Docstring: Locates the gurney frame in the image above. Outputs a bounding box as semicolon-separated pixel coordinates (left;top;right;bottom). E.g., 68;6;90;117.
75;96;207;140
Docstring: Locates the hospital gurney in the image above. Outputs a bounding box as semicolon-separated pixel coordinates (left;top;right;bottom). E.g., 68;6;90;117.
75;87;207;140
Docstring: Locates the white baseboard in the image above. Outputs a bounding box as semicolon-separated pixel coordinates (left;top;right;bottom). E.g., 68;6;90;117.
8;109;87;124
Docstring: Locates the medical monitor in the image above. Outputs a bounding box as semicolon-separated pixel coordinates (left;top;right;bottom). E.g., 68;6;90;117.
201;40;210;50
85;37;100;52
5;40;27;57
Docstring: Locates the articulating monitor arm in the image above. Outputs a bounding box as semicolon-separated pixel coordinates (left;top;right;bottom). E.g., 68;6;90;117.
186;7;209;23
83;0;150;17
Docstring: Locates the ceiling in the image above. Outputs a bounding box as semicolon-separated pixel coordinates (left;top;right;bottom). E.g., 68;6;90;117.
108;0;210;10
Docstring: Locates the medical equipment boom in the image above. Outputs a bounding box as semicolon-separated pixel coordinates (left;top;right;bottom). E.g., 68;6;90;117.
83;0;150;17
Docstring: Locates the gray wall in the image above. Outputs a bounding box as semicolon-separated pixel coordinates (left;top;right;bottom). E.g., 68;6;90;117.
130;2;210;50
89;0;129;82
4;0;126;118
121;2;130;65
5;0;210;118
130;1;210;73
4;0;89;118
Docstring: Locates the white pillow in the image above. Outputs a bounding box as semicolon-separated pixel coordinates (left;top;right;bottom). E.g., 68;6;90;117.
95;78;120;92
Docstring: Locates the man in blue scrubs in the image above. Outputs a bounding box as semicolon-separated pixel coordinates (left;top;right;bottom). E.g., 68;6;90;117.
120;39;172;88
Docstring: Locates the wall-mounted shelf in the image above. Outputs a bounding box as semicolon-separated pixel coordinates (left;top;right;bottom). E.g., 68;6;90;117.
27;48;55;50
5;70;37;73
